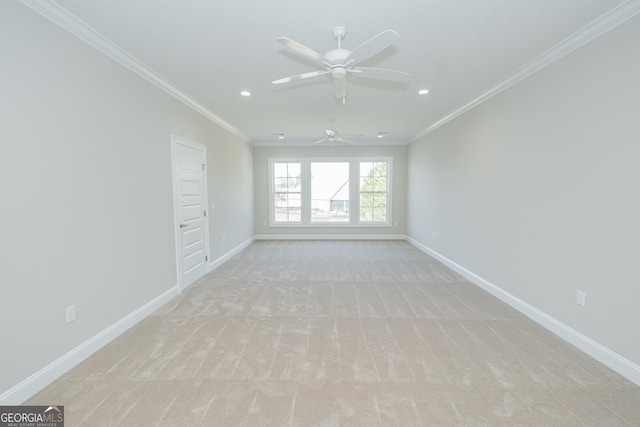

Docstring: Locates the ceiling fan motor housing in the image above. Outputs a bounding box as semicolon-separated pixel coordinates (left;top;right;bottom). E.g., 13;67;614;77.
325;49;351;78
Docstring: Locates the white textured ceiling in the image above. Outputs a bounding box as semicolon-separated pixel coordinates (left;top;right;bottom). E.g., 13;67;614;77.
45;0;631;145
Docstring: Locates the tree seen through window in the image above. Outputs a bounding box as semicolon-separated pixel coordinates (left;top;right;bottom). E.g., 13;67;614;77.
359;161;388;222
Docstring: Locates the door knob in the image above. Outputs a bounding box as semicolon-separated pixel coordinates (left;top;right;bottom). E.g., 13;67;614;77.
180;223;188;228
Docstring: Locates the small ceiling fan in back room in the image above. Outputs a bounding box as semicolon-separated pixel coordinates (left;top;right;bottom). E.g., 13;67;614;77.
313;119;364;144
272;26;411;103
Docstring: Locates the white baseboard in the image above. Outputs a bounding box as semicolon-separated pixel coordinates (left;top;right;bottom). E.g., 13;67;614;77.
0;285;179;405
208;236;256;271
255;234;407;241
405;236;640;387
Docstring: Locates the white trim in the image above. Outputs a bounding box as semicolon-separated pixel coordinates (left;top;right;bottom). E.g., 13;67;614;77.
170;138;182;292
19;0;249;142
208;236;256;271
405;236;640;387
253;140;408;147
267;224;394;228
255;234;406;241
411;0;640;141
0;286;179;405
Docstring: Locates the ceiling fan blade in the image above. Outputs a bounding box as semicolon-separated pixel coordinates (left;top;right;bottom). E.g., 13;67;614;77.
277;37;327;66
335;136;353;144
333;78;347;99
272;70;330;85
313;138;328;144
346;29;399;66
350;67;411;83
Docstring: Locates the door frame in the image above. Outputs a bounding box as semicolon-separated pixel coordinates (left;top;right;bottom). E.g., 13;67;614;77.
170;134;210;293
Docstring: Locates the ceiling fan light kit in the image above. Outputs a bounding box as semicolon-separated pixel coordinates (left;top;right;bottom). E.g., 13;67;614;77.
272;26;411;101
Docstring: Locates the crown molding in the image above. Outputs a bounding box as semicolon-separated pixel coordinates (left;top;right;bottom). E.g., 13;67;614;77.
252;139;409;147
19;0;250;142
411;0;640;142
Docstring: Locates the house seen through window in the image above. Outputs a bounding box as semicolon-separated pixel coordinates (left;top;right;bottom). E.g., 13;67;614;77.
311;162;349;222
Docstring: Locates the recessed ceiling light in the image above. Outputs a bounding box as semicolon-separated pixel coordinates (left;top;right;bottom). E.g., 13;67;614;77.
377;133;385;138
274;133;285;139
240;91;251;97
418;89;430;95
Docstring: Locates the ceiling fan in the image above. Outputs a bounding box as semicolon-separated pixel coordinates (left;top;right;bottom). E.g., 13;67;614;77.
272;26;411;101
314;121;359;144
314;128;353;144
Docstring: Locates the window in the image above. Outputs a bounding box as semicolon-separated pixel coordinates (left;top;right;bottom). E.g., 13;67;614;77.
311;162;349;223
269;158;391;226
359;161;389;223
273;162;301;223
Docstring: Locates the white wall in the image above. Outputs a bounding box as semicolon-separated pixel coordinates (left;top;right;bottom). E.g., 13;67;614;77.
407;15;640;372
254;144;407;237
0;1;253;401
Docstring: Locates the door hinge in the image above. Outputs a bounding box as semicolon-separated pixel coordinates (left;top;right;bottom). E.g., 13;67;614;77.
205;256;208;261
204;210;207;217
202;164;205;171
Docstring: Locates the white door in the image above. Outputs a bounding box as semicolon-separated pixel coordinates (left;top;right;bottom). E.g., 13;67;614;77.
171;136;209;290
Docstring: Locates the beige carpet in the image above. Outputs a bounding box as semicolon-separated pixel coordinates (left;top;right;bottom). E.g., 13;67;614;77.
27;240;640;426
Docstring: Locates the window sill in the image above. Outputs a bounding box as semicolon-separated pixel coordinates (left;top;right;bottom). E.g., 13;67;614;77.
269;222;393;228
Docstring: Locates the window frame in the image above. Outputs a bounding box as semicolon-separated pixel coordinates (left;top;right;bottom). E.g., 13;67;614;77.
272;161;302;223
310;161;351;224
358;160;392;225
268;157;392;227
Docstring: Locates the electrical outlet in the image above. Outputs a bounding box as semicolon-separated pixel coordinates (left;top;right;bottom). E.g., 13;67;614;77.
211;203;215;211
222;234;227;243
576;290;586;307
432;232;438;240
263;221;267;227
66;305;77;323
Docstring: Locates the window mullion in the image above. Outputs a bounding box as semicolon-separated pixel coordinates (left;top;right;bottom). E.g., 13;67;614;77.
349;160;359;223
301;161;311;223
